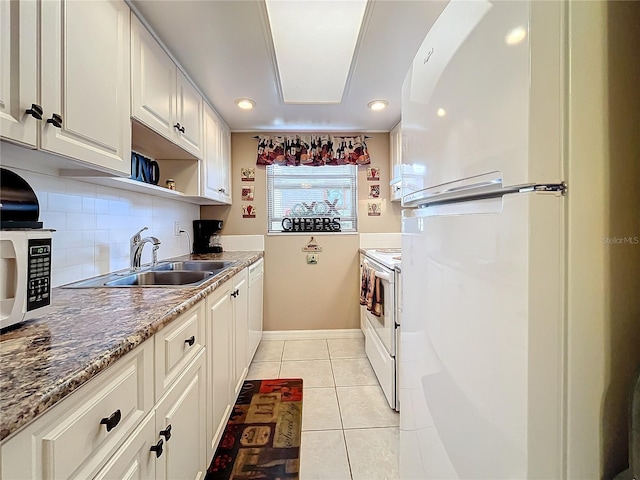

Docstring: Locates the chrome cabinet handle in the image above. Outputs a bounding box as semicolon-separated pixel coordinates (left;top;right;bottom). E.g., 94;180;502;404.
100;409;122;432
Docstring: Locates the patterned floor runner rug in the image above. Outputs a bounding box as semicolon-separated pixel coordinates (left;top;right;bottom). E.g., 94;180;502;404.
206;378;303;480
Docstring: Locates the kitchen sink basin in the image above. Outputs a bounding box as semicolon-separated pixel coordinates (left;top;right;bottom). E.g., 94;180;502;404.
104;270;213;286
153;260;237;272
62;259;239;288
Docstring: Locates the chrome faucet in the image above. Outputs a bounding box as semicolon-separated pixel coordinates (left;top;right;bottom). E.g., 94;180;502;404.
130;227;161;271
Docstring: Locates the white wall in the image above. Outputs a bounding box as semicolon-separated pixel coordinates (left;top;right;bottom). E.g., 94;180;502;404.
4;165;198;287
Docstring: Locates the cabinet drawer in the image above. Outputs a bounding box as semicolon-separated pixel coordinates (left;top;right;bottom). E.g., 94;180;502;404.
1;339;154;480
155;301;205;400
93;411;156;480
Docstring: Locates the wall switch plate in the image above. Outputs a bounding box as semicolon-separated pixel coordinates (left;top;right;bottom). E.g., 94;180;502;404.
307;253;318;264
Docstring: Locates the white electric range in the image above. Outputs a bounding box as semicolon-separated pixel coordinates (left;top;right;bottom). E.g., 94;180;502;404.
361;248;401;410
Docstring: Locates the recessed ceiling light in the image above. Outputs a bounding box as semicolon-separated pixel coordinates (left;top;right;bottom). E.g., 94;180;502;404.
437;108;446;117
368;100;388;111
505;26;527;45
235;98;256;110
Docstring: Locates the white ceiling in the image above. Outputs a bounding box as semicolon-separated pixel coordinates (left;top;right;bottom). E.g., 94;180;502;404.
130;0;447;133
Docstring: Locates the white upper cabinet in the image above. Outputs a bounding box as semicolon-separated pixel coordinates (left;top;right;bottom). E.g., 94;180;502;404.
202;103;231;204
175;70;203;158
40;0;132;175
219;122;232;202
131;14;176;141
389;121;403;201
1;0;131;176
0;0;38;147
131;15;203;160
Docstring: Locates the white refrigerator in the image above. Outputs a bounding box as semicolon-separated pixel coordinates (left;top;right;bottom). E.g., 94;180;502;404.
400;0;568;478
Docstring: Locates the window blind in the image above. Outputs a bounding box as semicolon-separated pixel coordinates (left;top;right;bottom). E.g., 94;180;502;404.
267;165;358;233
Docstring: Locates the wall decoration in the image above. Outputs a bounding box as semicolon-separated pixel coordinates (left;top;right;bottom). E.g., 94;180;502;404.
242;204;256;218
131;152;160;185
302;236;322;252
255;135;370;166
333;136;370;165
241;167;255;182
368;184;381;199
367;167;380;181
281;217;341;233
241;185;254;201
367;202;382;216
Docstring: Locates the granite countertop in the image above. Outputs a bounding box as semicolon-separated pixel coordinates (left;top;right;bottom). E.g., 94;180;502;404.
0;251;263;442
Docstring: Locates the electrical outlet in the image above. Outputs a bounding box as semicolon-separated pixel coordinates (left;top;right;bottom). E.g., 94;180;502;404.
174;221;181;236
307;253;318;264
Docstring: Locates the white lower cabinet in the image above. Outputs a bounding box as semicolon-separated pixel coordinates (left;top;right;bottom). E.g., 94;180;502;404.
205;279;233;459
232;268;249;400
204;265;257;459
93;411;156;480
154;349;207;480
154;302;205;400
95;349;207;480
0;265;264;479
247;259;264;364
0;339;154;480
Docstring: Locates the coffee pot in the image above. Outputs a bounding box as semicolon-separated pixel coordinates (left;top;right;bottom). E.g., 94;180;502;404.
210;233;222;252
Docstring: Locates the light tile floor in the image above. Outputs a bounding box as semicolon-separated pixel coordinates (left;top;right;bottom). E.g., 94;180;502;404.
247;336;400;480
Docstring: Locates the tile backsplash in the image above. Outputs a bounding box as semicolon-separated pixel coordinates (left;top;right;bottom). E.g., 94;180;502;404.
5;166;199;287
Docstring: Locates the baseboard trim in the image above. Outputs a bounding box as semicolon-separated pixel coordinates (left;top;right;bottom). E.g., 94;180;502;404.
262;329;363;341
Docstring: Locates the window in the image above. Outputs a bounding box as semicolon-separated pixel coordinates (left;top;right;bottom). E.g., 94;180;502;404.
267;165;358;233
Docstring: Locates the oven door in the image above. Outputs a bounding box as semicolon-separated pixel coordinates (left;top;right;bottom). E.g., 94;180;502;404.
363;257;396;356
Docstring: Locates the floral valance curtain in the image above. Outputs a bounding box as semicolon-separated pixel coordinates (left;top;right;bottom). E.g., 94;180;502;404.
256;135;370;166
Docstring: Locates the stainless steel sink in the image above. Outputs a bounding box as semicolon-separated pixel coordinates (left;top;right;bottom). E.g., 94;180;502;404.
104;270;213;286
62;259;239;288
153;260;236;272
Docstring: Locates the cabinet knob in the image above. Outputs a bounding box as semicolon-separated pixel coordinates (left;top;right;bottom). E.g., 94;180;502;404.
231;290;237;299
174;123;185;133
150;439;164;458
25;103;43;120
159;424;172;441
100;409;122;432
184;336;195;347
46;113;63;128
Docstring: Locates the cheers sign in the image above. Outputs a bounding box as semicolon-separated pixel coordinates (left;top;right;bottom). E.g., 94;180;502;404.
282;217;341;232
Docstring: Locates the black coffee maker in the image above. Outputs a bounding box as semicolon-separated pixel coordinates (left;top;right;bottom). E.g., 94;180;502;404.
193;220;224;254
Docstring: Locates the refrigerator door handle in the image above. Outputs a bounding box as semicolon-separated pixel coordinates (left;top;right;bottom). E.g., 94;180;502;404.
403;179;567;208
519;182;567;194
